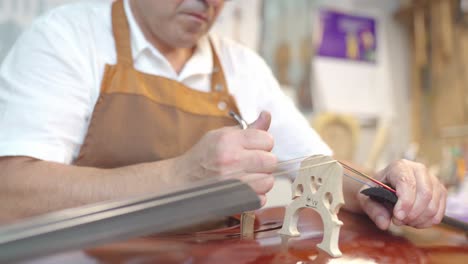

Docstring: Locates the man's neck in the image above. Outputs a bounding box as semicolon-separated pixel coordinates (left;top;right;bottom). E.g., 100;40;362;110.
153;44;195;74
129;1;194;74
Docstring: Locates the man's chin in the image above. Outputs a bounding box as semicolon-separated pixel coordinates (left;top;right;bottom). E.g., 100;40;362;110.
176;33;207;47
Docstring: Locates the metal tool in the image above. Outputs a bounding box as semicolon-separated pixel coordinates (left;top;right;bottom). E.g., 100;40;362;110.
229;110;248;130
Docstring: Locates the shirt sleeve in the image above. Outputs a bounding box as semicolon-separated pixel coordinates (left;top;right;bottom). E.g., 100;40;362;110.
0;11;93;164
249;55;333;161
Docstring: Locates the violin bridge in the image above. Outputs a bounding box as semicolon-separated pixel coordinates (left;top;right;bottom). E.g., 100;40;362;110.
240;211;255;239
278;155;345;257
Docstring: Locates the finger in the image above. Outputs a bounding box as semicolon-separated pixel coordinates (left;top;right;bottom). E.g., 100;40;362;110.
392;217;404;226
404;163;433;223
412;198;439;228
258;194;267;207
411;175;440;228
384;160;416;222
432;183;447;225
358;190;392;230
248;111;271;131
239;173;275;195
240;129;274;151
239;150;278;173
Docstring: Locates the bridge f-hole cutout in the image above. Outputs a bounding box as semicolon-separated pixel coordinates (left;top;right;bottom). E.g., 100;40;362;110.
310;175;322;193
324;192;333;210
294;184;304;199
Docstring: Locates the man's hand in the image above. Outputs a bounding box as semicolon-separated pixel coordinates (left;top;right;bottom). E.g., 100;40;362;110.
358;159;447;230
179;111;277;205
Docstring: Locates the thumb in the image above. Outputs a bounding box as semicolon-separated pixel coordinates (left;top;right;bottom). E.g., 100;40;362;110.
249;111;271;131
358;185;392;230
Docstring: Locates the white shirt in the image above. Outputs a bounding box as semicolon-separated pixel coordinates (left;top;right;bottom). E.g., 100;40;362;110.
0;0;331;164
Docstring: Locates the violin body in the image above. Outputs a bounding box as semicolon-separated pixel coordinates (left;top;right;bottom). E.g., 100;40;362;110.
77;207;467;264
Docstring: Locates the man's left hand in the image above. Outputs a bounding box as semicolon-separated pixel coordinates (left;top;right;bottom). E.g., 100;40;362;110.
358;159;447;230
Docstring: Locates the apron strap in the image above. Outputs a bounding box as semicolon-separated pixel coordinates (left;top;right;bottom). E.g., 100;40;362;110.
111;0;134;67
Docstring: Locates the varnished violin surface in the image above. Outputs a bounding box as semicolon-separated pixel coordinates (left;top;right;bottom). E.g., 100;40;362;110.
74;207;467;264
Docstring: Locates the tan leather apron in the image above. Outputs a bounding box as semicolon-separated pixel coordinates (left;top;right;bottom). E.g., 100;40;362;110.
74;0;240;168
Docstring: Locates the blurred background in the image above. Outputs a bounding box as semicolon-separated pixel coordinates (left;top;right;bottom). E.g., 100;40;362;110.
1;0;467;219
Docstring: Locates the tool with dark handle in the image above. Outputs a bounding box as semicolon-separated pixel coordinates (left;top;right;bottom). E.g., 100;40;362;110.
361;187;468;233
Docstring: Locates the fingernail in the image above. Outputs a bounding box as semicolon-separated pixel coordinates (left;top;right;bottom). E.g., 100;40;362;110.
376;215;387;229
395;210;406;220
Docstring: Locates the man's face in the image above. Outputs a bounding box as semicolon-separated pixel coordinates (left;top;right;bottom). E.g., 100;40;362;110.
132;0;225;48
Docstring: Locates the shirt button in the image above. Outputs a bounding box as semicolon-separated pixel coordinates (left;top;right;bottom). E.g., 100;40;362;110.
217;101;227;111
215;84;223;92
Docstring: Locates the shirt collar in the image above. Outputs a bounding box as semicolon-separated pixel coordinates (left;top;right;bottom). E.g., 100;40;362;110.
123;0;213;78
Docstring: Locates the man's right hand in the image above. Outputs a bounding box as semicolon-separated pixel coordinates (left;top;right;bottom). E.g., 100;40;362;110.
0;112;277;222
179;111;277;205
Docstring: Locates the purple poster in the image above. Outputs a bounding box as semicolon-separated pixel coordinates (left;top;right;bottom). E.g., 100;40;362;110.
317;10;377;63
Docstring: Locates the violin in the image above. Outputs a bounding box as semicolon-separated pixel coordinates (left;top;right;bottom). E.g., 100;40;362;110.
1;156;467;263
84;207;467;263
50;154;468;263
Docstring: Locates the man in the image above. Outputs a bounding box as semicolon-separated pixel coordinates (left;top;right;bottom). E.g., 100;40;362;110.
0;0;445;231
